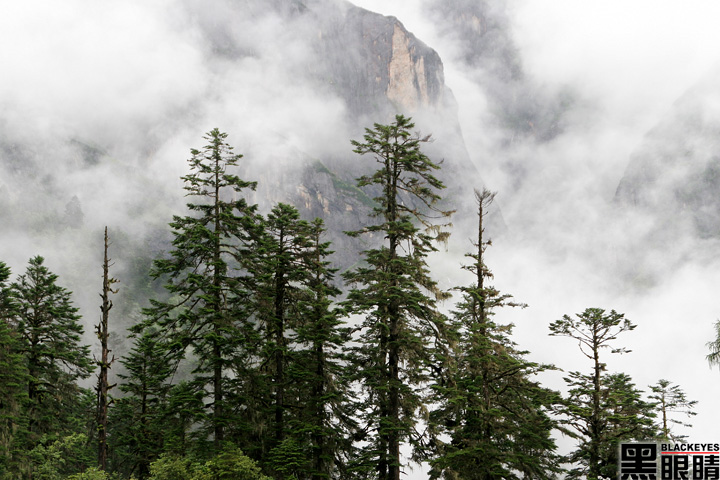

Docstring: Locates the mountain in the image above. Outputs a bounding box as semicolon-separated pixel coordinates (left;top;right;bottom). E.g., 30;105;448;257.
166;0;504;267
0;0;515;324
615;66;720;240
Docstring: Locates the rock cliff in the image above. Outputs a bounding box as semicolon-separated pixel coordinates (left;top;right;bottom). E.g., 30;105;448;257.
0;0;493;273
199;0;492;267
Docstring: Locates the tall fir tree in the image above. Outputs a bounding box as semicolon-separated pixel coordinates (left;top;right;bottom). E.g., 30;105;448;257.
254;203;313;464
594;373;656;479
0;262;27;477
10;256;94;446
343;115;453;480
139;128;258;452
288;218;356;480
429;189;560;480
549;308;655;480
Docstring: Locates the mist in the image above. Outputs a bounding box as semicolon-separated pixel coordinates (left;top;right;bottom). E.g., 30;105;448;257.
352;0;720;465
3;0;720;477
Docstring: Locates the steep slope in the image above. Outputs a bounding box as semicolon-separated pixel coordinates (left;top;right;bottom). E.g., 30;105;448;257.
615;67;720;240
0;0;494;296
182;0;493;266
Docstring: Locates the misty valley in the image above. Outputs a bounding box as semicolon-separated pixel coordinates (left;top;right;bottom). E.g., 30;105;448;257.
3;1;720;480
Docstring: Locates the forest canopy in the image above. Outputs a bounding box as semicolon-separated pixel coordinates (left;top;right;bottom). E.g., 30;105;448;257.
0;120;697;480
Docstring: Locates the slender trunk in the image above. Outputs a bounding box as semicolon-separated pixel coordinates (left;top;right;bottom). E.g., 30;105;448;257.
378;330;389;480
311;234;328;480
661;395;668;439
387;157;401;480
477;193;485;329
97;227;114;471
311;339;326;479
274;227;286;446
589;329;602;480
476;192;493;480
138;371;150;479
213;159;224;448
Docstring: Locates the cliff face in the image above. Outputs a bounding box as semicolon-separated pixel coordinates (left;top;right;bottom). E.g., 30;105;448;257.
311;2;446;119
0;0;492;273
615;70;720;240
209;0;492;266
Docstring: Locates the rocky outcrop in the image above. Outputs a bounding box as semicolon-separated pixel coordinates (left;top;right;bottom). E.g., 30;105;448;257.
0;0;493;272
215;0;495;268
309;0;446;119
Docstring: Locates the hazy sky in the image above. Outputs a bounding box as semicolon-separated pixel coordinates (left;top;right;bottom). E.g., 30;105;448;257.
3;1;720;477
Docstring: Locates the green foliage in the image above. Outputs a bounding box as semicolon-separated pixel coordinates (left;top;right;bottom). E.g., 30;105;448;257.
111;330;173;477
706;319;720;367
139;128;259;452
430;189;560;480
265;438;307;479
147;454;198;480
67;467;114;479
9;256;93;459
344;115;453;478
0;261;28;477
28;433;94;480
648;378;697;442
0;262;14;320
252;203;314;451
286;218;357;479
147;449;269;480
549;308;654;480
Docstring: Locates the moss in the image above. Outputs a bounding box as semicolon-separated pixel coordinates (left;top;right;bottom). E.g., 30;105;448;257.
311;160;377;209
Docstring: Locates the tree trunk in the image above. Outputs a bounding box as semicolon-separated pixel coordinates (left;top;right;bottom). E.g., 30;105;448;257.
96;227;115;471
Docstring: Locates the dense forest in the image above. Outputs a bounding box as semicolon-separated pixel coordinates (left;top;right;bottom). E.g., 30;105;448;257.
0;117;700;480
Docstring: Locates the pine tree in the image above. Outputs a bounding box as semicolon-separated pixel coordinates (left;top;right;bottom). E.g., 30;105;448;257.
254;203;313;460
10;256;94;445
112;330;172;479
140;128;258;452
594;373;656;479
343;115;453;480
648;379;696;443
549;308;654;480
0;262;27;476
289;218;356;480
429;189;559;480
0;262;14;320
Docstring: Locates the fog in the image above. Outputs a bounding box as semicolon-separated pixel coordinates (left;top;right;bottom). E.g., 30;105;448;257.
2;0;720;476
353;0;720;468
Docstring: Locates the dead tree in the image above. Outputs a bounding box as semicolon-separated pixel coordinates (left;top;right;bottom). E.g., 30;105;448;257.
96;226;118;471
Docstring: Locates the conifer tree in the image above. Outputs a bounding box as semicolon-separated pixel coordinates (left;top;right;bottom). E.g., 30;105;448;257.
140;128;258;452
289;218;356;480
0;262;14;320
648;379;696;443
0;262;27;476
343;115;453;480
549;308;654;480
113;330;172;479
429;189;559;480
10;256;93;444
594;373;656;478
254;203;313;457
